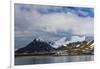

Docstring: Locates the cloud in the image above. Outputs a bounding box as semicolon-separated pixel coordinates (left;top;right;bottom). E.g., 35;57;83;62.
15;4;94;48
36;12;93;36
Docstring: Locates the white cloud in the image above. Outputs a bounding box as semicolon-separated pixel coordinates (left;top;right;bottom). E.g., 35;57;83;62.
40;12;94;36
15;5;94;40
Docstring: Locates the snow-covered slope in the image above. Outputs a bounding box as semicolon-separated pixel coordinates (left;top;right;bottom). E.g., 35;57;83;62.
52;36;85;48
52;37;67;48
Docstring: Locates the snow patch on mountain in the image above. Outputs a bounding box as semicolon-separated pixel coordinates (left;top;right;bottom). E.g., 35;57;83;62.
52;36;85;48
52;37;67;48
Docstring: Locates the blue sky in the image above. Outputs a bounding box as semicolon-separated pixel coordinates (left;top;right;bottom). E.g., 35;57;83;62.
19;4;94;17
15;4;94;49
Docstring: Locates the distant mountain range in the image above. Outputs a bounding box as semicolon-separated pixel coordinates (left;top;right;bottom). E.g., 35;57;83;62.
15;35;94;54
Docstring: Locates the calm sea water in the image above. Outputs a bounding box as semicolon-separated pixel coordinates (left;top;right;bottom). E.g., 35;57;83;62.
15;55;94;65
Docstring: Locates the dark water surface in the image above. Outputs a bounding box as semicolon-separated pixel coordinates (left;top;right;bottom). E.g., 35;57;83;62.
15;55;94;65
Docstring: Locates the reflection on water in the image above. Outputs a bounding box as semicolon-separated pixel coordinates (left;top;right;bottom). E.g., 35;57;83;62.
15;55;94;65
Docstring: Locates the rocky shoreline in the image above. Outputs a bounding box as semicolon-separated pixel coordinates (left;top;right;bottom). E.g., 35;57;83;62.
15;49;94;57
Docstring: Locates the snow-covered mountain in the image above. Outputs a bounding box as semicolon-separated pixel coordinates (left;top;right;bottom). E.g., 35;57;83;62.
52;35;86;48
52;37;67;48
15;36;94;54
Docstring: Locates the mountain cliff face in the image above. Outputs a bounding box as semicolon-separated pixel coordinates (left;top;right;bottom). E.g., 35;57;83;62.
15;39;55;53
